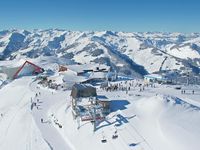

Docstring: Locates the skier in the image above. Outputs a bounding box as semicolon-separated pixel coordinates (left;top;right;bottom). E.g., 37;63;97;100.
112;130;118;139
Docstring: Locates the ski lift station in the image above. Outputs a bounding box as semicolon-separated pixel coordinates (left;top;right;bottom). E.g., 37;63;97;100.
144;73;170;83
71;83;110;128
0;60;44;80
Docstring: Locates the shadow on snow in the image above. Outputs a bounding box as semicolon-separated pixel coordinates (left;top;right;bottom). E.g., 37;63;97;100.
110;100;130;112
95;99;135;131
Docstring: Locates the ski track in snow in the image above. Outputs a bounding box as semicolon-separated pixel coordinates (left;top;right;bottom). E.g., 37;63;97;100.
0;76;200;150
29;80;73;150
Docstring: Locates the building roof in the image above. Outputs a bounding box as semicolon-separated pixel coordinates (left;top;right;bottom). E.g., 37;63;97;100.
88;72;107;80
13;61;43;79
67;63;110;73
62;69;89;83
71;83;97;99
0;60;43;79
144;74;163;79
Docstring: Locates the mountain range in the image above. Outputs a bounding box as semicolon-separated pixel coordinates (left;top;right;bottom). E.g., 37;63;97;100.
0;29;200;77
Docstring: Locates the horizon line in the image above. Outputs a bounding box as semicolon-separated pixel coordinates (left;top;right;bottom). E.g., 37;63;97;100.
0;28;200;34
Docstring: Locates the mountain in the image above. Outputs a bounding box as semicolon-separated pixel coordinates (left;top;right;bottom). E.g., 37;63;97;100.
0;29;200;77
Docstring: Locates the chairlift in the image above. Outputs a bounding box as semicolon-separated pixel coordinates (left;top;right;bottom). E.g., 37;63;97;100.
101;139;107;143
112;130;118;139
112;134;118;139
101;136;107;143
101;132;107;143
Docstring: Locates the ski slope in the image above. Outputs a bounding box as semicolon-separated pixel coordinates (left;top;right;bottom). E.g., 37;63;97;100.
0;76;200;150
30;81;73;150
0;77;50;150
48;80;200;150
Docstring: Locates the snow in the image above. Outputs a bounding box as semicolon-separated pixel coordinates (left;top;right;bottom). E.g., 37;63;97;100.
67;63;110;74
0;70;200;150
144;74;163;79
48;74;64;84
0;77;50;150
30;81;73;150
89;71;106;79
1;29;200;74
48;80;200;150
167;45;200;59
1;29;200;150
62;69;88;83
0;73;7;82
132;95;200;150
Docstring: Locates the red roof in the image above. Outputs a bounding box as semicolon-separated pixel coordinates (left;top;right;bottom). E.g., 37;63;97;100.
13;61;43;79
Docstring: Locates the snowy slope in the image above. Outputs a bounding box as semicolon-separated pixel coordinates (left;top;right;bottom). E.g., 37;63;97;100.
1;29;200;150
49;81;200;150
131;95;200;150
0;77;50;150
0;67;200;150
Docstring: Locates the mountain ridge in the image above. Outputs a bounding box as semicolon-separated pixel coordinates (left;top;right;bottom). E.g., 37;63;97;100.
0;29;200;76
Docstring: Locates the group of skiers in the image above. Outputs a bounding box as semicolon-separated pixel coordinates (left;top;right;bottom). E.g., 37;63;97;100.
30;92;42;110
181;89;195;94
100;79;156;94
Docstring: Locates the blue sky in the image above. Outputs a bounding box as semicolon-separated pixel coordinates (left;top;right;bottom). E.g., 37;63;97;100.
0;0;199;32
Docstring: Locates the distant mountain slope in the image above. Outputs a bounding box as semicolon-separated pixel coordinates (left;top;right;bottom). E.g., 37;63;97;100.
0;29;200;76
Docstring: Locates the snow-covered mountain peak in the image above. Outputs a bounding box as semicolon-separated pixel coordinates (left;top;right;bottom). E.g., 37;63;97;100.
0;29;200;76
